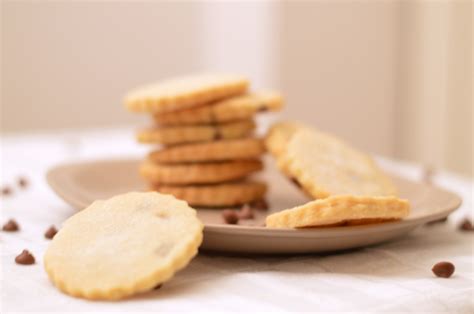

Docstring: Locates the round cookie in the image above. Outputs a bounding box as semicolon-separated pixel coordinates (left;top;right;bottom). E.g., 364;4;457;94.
44;192;203;300
125;74;249;113
137;119;256;145
265;195;410;228
148;138;265;163
265;122;398;198
150;181;267;208
140;160;263;185
153;91;283;125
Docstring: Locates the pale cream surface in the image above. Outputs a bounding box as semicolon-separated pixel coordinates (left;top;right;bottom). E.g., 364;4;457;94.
44;192;203;300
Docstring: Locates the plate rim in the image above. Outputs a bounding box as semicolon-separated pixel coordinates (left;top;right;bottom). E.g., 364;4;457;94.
46;158;463;237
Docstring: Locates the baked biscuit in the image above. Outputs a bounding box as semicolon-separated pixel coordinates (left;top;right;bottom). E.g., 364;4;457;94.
140;160;263;185
44;192;203;300
265;195;410;228
150;181;267;207
153;91;283;125
125;74;248;113
148;138;265;163
265;122;398;198
137;119;256;145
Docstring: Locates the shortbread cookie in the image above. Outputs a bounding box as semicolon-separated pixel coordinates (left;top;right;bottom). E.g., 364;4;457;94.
137;119;256;145
125;74;249;113
265;122;305;156
150;181;267;207
265;195;410;228
148;138;265;163
265;122;398;198
153;91;283;125
44;192;203;300
140;160;263;185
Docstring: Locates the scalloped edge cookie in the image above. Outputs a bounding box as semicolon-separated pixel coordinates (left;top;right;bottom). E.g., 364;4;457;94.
137;119;256;145
44;192;203;300
265;122;398;198
140;160;263;185
150;181;267;207
125;74;249;113
148;138;265;163
265;195;410;228
153;91;283;125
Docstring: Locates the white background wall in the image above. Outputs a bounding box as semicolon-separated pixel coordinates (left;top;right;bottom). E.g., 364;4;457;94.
1;1;472;176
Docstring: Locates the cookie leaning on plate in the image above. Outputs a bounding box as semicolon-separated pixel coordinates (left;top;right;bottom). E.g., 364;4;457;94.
125;74;249;113
137;119;256;145
265;122;398;198
140;160;263;185
153;91;283;125
44;192;203;300
151;181;267;207
266;195;410;228
148;138;265;163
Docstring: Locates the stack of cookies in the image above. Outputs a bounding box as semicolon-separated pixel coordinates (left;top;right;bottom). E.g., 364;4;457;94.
125;74;283;208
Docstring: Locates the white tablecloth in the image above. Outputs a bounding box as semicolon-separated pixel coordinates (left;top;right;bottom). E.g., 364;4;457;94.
1;127;473;313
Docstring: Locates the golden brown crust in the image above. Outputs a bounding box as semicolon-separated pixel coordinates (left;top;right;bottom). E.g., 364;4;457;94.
265;195;410;228
125;74;249;113
153;91;283;125
150;181;267;207
137;120;256;145
148;138;265;163
140;160;263;185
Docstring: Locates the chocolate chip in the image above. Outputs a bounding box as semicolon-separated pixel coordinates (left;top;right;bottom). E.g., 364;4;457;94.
44;225;58;239
153;284;163;290
15;250;35;265
257;106;269;113
238;204;254;219
2;219;19;232
1;186;12;196
250;199;269;210
432;261;455;278
222;209;239;224
426;217;448;226
214;131;222;140
18;177;28;188
458;218;474;231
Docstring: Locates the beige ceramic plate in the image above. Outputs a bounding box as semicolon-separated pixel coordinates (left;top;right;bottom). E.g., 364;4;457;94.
46;158;461;254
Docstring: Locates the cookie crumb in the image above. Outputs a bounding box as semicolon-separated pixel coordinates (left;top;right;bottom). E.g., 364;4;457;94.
2;219;19;232
222;209;239;224
45;225;58;239
432;261;455;278
15;250;35;265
